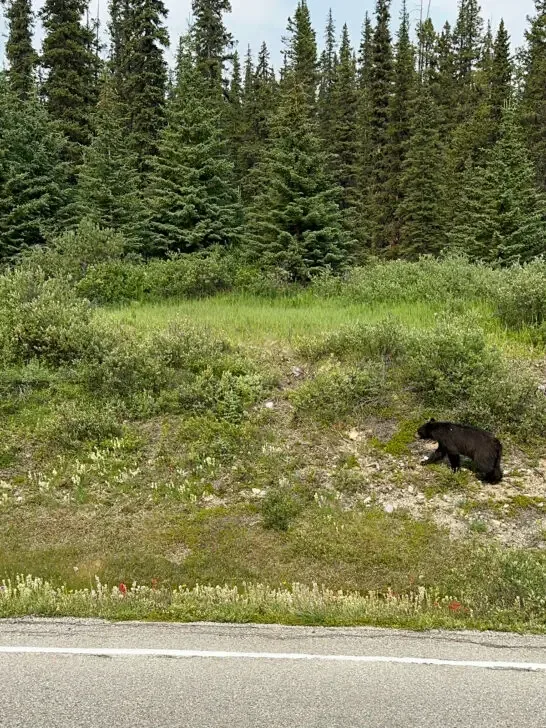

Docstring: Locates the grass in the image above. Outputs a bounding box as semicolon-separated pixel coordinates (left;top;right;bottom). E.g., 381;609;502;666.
1;271;545;630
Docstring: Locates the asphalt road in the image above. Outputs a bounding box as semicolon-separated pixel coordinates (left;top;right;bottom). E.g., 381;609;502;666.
0;619;545;727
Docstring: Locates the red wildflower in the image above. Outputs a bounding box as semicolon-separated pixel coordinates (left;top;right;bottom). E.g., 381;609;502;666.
151;578;159;590
448;600;462;612
119;582;127;596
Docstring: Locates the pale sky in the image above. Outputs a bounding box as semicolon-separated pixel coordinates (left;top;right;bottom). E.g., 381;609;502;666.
0;1;537;70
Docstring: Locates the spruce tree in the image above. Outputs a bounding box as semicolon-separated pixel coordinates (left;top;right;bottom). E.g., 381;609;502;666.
240;42;277;199
0;76;69;258
396;85;446;258
431;22;457;135
490;20;512;127
355;12;374;249
227;50;246;180
123;0;169;173
450;105;546;263
40;0;98;166
385;0;416;247
283;0;318;109
144;38;242;256
452;0;484;121
75;73;142;247
417;17;436;79
521;1;546;188
1;0;37;99
246;73;351;280
318;9;337;142
331;25;358;208
368;0;394;251
191;0;234;97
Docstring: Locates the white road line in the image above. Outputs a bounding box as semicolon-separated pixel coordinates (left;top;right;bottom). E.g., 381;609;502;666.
0;646;545;671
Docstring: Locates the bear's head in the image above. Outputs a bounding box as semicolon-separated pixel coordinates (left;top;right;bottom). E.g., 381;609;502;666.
417;418;436;440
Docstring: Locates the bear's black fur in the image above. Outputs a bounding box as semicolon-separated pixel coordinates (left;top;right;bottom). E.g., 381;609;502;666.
417;419;503;484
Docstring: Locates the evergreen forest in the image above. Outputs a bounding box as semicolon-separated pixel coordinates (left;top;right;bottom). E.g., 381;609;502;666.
0;0;545;277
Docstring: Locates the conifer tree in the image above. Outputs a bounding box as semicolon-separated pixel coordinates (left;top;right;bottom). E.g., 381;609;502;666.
385;0;416;246
431;22;457;134
75;73;142;246
450;104;546;263
357;12;373;90
0;76;69;258
1;0;37;99
239;42;277;199
246;73;351;280
40;0;98;166
417;17;436;79
191;0;234;97
227;50;246;180
123;0;169;173
318;9;337;142
331;25;358;208
283;0;318;108
368;0;394;250
355;12;374;249
521;1;546;188
490;20;512;127
145;38;242;256
452;0;484;120
396;84;446;258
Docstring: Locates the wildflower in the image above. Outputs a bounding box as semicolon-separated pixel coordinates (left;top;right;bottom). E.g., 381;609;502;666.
151;578;159;590
119;582;127;596
448;600;462;612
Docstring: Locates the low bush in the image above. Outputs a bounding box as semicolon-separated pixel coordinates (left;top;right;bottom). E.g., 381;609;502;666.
493;258;546;329
0;267;100;367
261;487;302;531
297;318;408;363
289;363;387;424
42;400;123;449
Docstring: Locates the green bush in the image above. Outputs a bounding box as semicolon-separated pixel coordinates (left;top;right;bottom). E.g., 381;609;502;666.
289;363;387;424
20;219;126;282
494;258;546;329
405;319;498;408
42;400;122;448
261;487;302;531
0;267;99;367
75;260;145;304
297;318;407;363
310;255;499;305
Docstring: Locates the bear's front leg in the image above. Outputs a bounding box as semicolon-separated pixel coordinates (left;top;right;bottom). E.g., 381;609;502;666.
421;446;446;465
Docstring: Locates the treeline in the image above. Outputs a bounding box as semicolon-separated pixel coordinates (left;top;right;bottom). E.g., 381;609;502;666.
0;0;546;278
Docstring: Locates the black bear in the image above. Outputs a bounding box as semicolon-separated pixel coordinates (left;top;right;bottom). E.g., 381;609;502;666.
417;418;503;484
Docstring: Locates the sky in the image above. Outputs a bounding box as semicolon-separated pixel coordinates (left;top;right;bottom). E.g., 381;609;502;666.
0;1;538;70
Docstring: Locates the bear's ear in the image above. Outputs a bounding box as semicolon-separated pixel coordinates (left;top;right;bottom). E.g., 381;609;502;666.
429;417;436;423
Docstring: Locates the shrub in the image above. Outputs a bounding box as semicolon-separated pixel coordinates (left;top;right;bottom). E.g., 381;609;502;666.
42;400;122;448
261;487;302;531
0;267;99;367
404;318;499;408
75;260;145;304
289;363;387;424
297;318;407;363
20;219;126;282
494;258;546;329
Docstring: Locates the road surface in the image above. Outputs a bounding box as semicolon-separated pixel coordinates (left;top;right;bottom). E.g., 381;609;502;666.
0;619;545;727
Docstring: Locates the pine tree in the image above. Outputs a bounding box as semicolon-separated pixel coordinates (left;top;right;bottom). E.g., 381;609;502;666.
431;22;457;135
318;9;337;141
450;104;546;263
368;0;394;251
283;0;318;109
0;76;69;258
75;73;143;247
521;1;546;188
227;50;246;180
1;0;38;99
246;73;351;280
144;38;242;256
123;0;169;173
490;19;512;127
239;42;277;199
330;24;358;208
191;0;234;97
452;0;484;120
357;12;373;90
396;84;446;258
385;0;416;247
417;18;436;80
40;0;98;166
355;12;374;249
